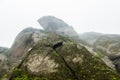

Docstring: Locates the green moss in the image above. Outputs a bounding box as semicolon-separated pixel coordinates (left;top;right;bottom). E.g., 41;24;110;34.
96;50;105;58
10;68;49;80
51;50;59;56
58;43;120;80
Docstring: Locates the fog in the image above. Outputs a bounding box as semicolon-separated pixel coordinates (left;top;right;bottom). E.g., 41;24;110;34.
0;0;120;47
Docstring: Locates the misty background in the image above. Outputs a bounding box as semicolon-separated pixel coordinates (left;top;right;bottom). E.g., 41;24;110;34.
0;0;120;47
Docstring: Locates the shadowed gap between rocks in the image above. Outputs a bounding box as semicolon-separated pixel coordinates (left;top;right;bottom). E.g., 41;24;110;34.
51;41;78;80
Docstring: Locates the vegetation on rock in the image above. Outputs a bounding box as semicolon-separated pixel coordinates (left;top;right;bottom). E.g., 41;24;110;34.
8;34;120;80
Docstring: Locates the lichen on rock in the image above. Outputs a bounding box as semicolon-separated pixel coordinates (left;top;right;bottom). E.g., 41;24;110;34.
9;34;120;80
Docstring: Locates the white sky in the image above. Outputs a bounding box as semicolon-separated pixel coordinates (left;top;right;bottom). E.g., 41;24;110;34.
0;0;120;47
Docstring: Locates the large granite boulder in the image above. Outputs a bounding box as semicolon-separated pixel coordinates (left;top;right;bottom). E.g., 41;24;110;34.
8;27;46;59
38;16;78;37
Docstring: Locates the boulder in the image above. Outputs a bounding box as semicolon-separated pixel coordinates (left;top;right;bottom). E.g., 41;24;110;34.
8;27;46;59
38;16;78;37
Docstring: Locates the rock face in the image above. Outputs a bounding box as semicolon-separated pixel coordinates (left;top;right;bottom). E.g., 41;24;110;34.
94;34;120;58
79;32;103;46
38;16;69;30
8;34;120;80
8;27;35;58
0;54;9;77
38;16;78;37
79;32;120;72
8;27;46;59
94;34;120;72
79;32;120;59
0;47;9;77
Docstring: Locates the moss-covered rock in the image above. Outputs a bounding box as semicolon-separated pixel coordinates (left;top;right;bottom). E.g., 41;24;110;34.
6;34;120;80
0;54;9;78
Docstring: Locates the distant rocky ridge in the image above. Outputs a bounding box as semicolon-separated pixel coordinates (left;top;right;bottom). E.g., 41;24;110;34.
79;32;120;72
0;46;8;54
79;32;120;57
94;34;120;58
79;32;103;46
94;34;120;72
